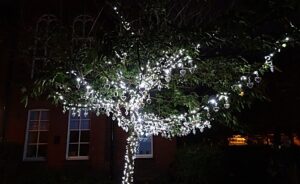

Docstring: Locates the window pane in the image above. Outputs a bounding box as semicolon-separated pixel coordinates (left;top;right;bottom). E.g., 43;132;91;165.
80;131;90;142
79;144;89;156
26;145;37;157
80;120;90;129
30;111;39;120
70;111;89;120
138;136;152;155
80;111;89;119
40;121;49;130
69;131;79;143
25;110;50;159
29;121;39;130
74;22;84;37
70;120;79;130
28;132;38;143
68;144;79;157
35;46;46;57
67;111;90;159
39;132;48;143
37;145;47;157
70;113;80;120
40;111;49;120
85;22;93;36
36;22;48;37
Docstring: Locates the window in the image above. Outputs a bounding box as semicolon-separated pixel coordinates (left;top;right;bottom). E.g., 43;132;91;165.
72;15;94;52
228;135;248;146
136;135;153;158
23;110;50;161
31;14;58;78
66;111;91;160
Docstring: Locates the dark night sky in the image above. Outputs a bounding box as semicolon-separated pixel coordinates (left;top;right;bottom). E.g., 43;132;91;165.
243;45;300;133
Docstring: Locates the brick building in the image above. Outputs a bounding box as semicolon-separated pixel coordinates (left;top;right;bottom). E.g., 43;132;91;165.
0;0;176;182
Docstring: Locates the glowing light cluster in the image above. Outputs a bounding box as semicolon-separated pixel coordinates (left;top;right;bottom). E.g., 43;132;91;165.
54;35;291;184
52;5;294;183
59;48;206;137
113;6;134;34
122;132;138;184
228;36;292;97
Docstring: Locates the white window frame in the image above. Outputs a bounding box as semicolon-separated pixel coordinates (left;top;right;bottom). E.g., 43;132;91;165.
31;14;57;79
136;135;153;159
71;15;94;52
23;109;50;161
66;111;90;160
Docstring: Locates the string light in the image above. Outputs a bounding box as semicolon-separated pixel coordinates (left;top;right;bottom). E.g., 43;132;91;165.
54;35;291;183
51;4;294;183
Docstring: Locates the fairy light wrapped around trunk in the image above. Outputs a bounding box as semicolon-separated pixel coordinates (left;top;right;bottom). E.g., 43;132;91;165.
56;35;292;184
27;1;299;184
122;131;138;184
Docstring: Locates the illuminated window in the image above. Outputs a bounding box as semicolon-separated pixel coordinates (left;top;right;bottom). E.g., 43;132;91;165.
66;111;90;160
23;110;50;161
136;135;153;158
228;135;248;146
293;134;300;146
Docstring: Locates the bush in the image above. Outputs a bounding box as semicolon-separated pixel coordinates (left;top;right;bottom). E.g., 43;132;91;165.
171;142;226;184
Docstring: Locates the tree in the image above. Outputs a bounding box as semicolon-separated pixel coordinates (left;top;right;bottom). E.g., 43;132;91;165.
24;0;299;183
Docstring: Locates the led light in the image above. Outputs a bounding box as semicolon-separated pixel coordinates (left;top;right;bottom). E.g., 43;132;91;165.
208;98;217;105
224;103;230;109
247;82;254;88
240;76;247;81
180;69;186;76
255;76;262;83
57;26;292;184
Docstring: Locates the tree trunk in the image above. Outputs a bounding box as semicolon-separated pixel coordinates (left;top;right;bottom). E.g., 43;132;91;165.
122;130;138;184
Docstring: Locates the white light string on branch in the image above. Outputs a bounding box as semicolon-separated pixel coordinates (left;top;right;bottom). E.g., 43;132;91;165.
52;3;296;183
54;34;292;184
57;34;292;137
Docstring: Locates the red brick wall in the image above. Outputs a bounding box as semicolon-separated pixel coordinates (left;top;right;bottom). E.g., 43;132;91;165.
4;93;111;172
4;90;177;178
5;88;29;145
1;0;177;177
89;114;111;170
47;106;68;168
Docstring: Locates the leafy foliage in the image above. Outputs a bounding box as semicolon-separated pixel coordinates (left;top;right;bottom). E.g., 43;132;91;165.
23;0;299;129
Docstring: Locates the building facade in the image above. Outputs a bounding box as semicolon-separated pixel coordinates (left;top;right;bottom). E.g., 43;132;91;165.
0;0;176;182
